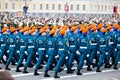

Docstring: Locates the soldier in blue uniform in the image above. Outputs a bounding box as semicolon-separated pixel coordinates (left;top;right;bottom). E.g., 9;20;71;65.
23;28;36;73
54;29;67;78
105;25;114;68
114;27;120;70
77;27;89;75
44;30;56;77
0;27;8;68
96;28;108;72
34;28;47;75
16;27;29;72
5;27;17;70
87;27;98;71
66;26;78;74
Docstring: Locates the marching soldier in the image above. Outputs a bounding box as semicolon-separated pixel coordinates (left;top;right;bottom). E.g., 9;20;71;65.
44;29;57;77
54;29;67;78
87;26;98;71
23;28;36;73
5;27;17;70
16;27;29;72
34;28;47;75
77;27;89;75
66;26;78;74
96;28;108;72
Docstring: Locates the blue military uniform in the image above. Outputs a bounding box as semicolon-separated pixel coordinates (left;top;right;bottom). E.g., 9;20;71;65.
44;33;56;77
77;32;88;75
23;33;36;73
34;32;47;75
105;30;115;68
16;32;27;72
0;32;7;67
5;32;16;70
96;31;107;72
87;30;97;71
54;34;68;78
67;30;77;73
114;30;120;70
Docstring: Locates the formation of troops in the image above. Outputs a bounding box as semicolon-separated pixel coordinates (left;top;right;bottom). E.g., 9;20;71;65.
0;16;120;78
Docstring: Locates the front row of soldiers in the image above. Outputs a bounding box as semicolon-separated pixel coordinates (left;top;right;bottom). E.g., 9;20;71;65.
0;23;120;78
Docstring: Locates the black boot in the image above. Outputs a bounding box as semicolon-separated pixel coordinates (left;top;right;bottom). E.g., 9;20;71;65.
23;68;29;73
16;67;22;72
5;66;11;70
113;65;118;70
104;63;112;68
34;70;40;76
66;68;75;74
44;71;50;77
59;68;64;72
96;67;101;72
87;65;92;71
38;65;43;69
0;67;2;69
76;69;82;75
19;63;24;67
54;72;60;78
28;63;34;68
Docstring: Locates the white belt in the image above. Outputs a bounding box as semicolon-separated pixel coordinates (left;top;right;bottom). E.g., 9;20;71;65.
90;43;97;45
109;42;114;45
117;44;120;46
100;45;106;47
10;45;15;47
80;46;87;49
20;46;26;48
38;48;45;50
59;48;64;50
28;46;34;48
1;44;6;46
70;45;75;47
49;48;54;50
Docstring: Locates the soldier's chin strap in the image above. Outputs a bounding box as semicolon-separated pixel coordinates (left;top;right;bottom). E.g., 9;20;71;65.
113;28;117;31
82;33;87;37
118;30;120;34
100;32;105;35
59;34;63;38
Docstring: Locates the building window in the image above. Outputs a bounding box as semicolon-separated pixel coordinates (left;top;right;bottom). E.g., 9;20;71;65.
83;4;86;11
40;4;42;10
58;4;61;10
52;4;55;10
33;4;36;10
105;5;107;11
101;5;103;11
98;5;100;11
91;5;93;11
108;6;110;11
70;4;73;10
5;3;8;9
12;3;15;9
46;4;49;10
18;3;21;9
76;4;79;10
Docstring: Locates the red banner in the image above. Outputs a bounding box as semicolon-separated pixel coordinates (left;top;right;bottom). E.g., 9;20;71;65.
64;3;69;12
113;6;118;13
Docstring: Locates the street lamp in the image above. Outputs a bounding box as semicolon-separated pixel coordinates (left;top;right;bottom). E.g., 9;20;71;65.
23;0;28;14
